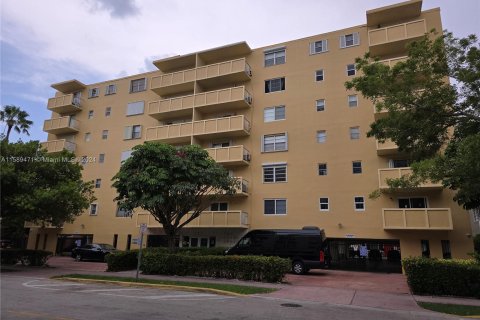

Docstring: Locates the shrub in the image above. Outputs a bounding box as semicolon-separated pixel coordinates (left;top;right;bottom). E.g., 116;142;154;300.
403;257;480;298
20;249;52;266
141;253;290;283
106;247;228;272
106;250;138;272
1;249;22;265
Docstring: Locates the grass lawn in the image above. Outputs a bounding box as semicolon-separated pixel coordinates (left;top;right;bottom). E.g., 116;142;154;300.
418;302;480;317
52;274;277;295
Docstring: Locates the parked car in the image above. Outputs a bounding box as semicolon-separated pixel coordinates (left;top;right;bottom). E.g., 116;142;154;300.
225;226;329;274
71;243;118;262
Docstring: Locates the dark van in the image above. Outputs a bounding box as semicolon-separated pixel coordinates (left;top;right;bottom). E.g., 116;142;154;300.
226;226;328;274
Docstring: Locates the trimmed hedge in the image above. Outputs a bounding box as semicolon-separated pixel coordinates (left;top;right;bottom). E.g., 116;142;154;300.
106;247;228;272
403;257;480;298
141;253;290;283
1;249;52;266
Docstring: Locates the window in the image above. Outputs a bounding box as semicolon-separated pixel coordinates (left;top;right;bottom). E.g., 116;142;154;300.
211;141;230;148
210;202;228;211
99;153;105;163
316;130;326;143
130;78;146;93
421;240;430;258
84;132;91;142
88;88;99;98
95;179;101;188
90;203;98;215
398;197;427;208
340;32;360;48
105;107;111;117
316;99;325;112
350;127;360;140
263;163;287;183
265;78;285;93
124;125;142;140
105;84;116;95
262;133;287;152
310;40;328;54
348;95;358;107
126;234;131;250
264;199;287;215
441;240;451;259
319;198;329;211
318;163;327;176
264;105;285;122
120;150;133;162
315;69;324;82
116;206;131;217
264;48;286;66
102;130;109;140
347;64;356;76
352;161;362;174
389;159;411;168
354;196;365;211
126;101;145;116
88;110;94;119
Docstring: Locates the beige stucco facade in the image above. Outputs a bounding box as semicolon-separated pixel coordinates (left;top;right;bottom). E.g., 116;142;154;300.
28;0;474;262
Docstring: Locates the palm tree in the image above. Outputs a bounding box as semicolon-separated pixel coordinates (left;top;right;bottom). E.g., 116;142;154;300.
0;105;33;142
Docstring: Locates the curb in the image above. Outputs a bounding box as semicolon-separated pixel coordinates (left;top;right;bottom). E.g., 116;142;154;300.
55;277;245;297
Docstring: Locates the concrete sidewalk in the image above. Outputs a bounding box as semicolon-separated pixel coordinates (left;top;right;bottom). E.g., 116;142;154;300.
2;256;479;312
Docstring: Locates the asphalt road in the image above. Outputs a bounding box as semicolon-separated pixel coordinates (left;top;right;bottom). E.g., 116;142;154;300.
1;274;460;320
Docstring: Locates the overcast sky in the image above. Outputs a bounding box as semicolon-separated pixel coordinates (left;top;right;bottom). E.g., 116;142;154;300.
1;0;479;142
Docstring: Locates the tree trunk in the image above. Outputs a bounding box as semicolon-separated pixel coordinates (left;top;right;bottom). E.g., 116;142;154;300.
5;125;12;142
166;231;177;253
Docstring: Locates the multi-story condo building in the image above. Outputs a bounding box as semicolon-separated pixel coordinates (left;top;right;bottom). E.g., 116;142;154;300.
28;0;474;270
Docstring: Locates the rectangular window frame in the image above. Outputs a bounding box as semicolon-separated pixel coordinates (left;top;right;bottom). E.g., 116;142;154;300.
264;105;286;122
316;130;326;143
264;199;287;215
210;202;229;211
348;95;358;107
340;32;360;48
126;101;145;116
264;48;286;67
102;130;109;140
105;84;117;95
310;39;328;54
265;77;286;93
354;196;365;211
89;203;98;216
99;153;105;163
347;64;356;76
350;126;360;140
315;69;324;82
88;110;94;119
88;88;99;98
316;99;325;112
262;133;288;152
130;78;146;93
95;178;101;188
319;197;329;211
116;206;131;218
105;107;111;117
352;161;362;174
263;163;287;183
318;163;327;176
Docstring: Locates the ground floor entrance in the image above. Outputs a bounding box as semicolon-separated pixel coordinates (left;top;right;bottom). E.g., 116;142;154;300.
327;238;402;273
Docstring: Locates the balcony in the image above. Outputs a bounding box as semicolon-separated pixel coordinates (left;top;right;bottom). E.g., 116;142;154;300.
47;94;82;114
136;211;249;228
193;115;251;140
380;56;408;68
376;139;398;156
205;177;249;197
206;145;251;166
378;168;443;190
151;58;251;96
40;139;76;153
194;86;252;113
145;122;193;144
24;221;62;228
382;208;453;230
368;19;427;56
43;117;80;135
148;86;252;120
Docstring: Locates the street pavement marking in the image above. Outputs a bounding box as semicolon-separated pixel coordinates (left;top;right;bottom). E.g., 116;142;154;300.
98;292;236;301
22;279;85;291
78;288;144;292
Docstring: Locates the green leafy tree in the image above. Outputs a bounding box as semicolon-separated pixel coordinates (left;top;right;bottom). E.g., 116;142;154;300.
0;105;33;142
112;143;238;250
345;31;480;209
1;140;95;244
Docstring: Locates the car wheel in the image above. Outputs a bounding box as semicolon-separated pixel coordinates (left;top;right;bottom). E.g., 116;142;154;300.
292;260;305;275
75;254;83;262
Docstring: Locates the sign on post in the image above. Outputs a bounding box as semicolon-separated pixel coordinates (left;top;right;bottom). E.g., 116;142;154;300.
135;223;147;281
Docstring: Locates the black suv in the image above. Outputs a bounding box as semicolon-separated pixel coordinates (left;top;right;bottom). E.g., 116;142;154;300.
72;243;118;262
